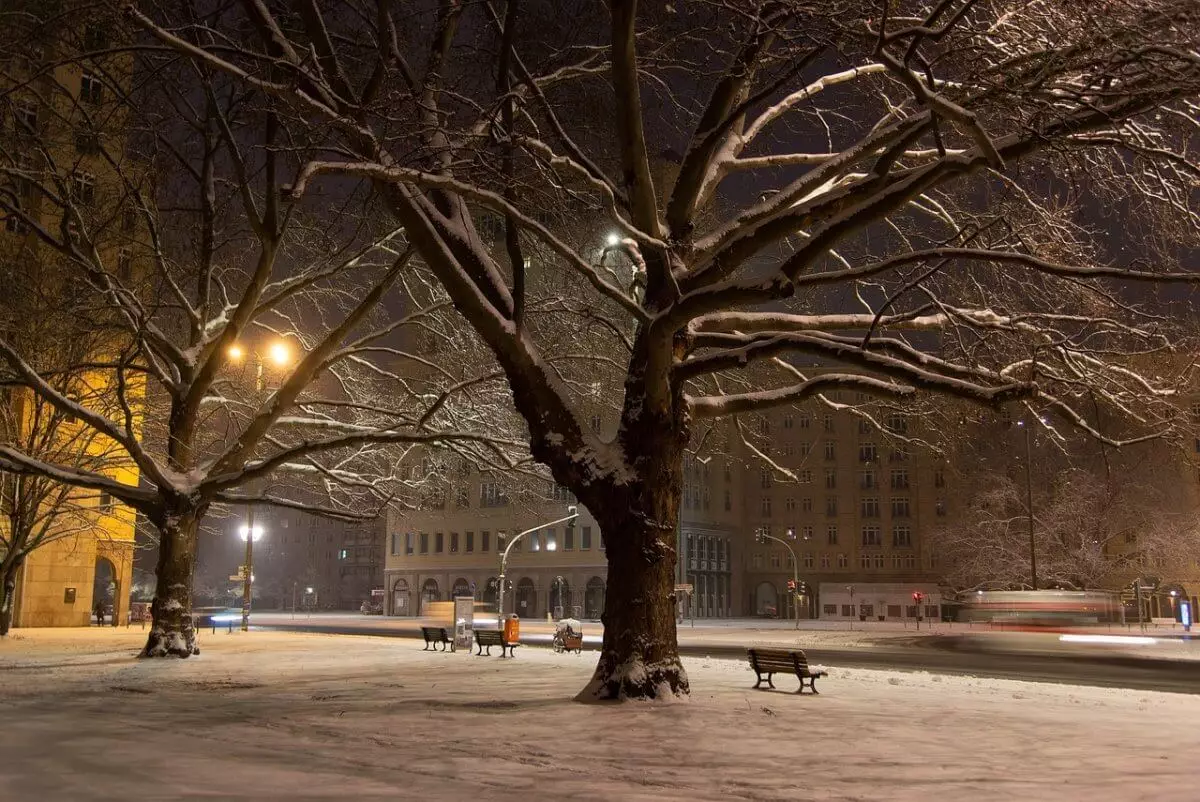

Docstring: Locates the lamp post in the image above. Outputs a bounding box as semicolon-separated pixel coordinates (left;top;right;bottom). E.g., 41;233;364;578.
497;506;578;620
847;584;856;630
1016;418;1046;591
755;526;803;629
239;521;263;631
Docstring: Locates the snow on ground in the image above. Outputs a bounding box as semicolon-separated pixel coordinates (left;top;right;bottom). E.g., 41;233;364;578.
2;628;1199;801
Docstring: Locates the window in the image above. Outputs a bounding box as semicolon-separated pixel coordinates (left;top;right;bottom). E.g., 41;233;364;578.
891;497;911;518
481;531;490;552
794;412;810;429
821;553;831;568
80;72;103;104
934;468;946;488
71;172;96;205
465;531;475;552
550;483;574;502
800;525;814;541
785;497;796;513
339;549;348;560
824;603;837;615
886;413;907;434
724;463;732;483
801;497;813;513
841;604;853;616
824;469;837;489
590;414;601;433
435;533;444;553
861;525;881;546
925;605;939;619
893;525;912;547
84;24;109;51
890;445;909;462
823;414;834;432
825;496;837;516
860;553;872;569
783;413;794;429
760;468;771;489
906;605;919;618
784;443;794;457
860;469;876;489
98;491;113;511
935;498;947;517
545;529;557;552
873;553;884;569
837;553;848;568
116;249;133;281
581;526;592;550
390;533;399;555
75;127;101;154
798;469;812;484
759;416;770;435
752;553;763;569
824;441;836;460
760;496;771;516
826;524;838;545
861;498;880;518
770;552;782;568
449;532;459;553
405;533;414;555
14;99;38;133
530;532;541;552
803;553;815;569
858;442;877;462
480;481;507;507
724;489;732;512
799;441;811;456
419;533;429;554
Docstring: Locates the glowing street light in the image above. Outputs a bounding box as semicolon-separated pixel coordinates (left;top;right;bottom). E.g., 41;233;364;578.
268;340;291;366
227;344;245;361
239;525;264;541
605;232;621;247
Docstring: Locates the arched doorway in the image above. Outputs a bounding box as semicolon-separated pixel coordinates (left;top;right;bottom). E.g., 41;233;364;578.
391;578;410;616
584;576;605;619
93;556;117;626
549;577;570;619
483;577;499;610
515;578;537;617
420;578;439;613
452;577;471;599
755;581;778;617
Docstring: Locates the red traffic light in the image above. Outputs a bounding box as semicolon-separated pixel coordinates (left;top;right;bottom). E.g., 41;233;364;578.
787;579;797;590
912;592;924;602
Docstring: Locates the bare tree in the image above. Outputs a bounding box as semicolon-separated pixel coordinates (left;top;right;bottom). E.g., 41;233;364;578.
0;8;519;656
127;0;1200;697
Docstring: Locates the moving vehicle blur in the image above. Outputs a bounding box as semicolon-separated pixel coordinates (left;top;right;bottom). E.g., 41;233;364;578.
962;590;1122;628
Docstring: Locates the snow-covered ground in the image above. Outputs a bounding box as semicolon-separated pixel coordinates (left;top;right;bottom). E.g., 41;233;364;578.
2;628;1198;800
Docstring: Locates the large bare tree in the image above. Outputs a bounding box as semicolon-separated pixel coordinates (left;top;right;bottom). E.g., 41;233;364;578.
127;0;1200;698
0;7;518;656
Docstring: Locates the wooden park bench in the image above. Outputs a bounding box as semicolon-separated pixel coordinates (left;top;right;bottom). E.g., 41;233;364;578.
421;626;453;651
474;628;518;658
746;647;828;694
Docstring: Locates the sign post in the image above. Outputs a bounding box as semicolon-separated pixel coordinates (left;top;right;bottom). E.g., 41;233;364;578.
453;596;475;651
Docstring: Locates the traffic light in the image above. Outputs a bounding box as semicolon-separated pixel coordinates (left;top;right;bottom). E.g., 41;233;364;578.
787;579;797;591
912;591;924;603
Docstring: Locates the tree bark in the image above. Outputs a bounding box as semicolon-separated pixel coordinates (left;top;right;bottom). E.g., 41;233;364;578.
0;557;20;636
141;509;200;657
577;345;690;701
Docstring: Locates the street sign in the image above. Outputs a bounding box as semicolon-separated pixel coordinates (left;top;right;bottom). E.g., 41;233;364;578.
228;575;243;581
674;584;694;593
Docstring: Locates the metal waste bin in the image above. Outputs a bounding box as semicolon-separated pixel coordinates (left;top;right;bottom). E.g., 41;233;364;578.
503;614;520;645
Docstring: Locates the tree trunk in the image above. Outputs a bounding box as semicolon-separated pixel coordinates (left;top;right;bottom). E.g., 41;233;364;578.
577;346;690;701
0;557;19;636
141;509;200;658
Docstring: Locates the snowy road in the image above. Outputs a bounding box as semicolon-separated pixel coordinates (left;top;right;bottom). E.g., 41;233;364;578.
250;614;1200;695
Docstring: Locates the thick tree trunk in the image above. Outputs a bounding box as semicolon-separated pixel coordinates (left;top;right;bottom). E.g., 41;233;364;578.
141;510;200;657
577;341;690;701
0;558;19;636
577;503;689;701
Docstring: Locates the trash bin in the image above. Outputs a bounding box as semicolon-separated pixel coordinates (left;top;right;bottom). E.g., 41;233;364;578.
503;614;520;645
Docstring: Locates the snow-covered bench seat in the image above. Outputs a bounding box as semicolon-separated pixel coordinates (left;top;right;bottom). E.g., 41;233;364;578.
746;647;827;694
421;626;453;651
474;629;517;658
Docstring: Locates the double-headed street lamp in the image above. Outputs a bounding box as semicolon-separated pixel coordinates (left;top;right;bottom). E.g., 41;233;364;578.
755;526;806;629
227;338;295;632
497;506;578;619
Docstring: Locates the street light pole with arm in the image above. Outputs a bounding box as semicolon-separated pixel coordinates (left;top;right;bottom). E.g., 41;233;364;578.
755;527;803;629
497;506;578;620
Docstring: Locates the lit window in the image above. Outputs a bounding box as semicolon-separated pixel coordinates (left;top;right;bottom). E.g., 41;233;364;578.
80;72;103;104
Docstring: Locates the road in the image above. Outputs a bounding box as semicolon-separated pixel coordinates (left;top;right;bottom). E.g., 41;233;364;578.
251;613;1200;695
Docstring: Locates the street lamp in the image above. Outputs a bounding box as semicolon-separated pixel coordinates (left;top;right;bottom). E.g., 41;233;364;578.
239;521;265;631
756;526;803;629
497;506;578;619
227;337;296;391
1015;416;1048;590
605;232;621;247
